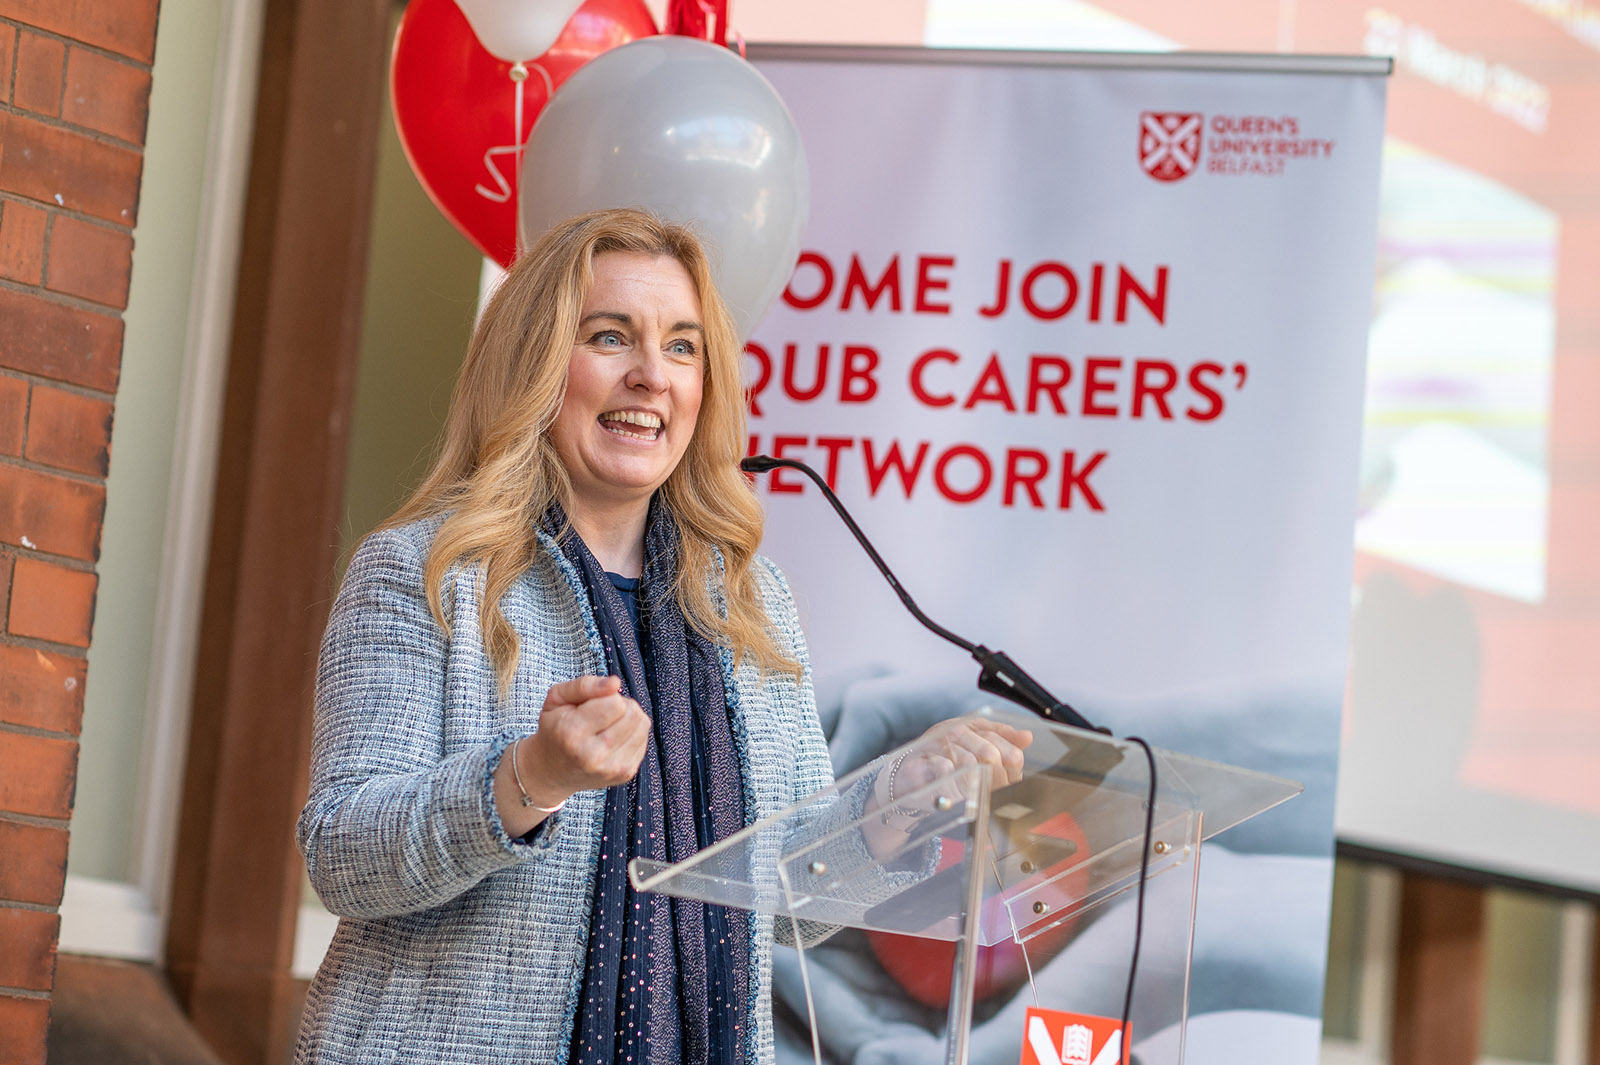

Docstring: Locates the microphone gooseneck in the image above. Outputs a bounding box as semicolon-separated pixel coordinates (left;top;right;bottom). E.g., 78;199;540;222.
741;454;1102;733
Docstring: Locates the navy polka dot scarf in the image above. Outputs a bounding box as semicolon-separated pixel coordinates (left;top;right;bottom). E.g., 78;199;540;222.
554;499;751;1065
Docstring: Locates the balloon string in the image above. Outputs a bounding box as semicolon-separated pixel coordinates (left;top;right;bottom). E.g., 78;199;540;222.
513;67;525;157
473;68;529;205
527;60;554;98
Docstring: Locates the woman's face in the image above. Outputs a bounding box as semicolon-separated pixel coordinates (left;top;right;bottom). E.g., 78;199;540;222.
550;251;706;517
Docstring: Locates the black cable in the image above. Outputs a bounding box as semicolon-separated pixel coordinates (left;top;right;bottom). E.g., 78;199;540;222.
741;455;974;651
741;455;1099;732
1120;737;1158;1061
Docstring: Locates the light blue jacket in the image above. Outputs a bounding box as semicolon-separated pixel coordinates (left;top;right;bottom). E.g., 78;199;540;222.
294;517;832;1064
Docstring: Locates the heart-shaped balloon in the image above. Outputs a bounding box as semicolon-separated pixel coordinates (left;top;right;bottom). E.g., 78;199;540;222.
391;0;658;266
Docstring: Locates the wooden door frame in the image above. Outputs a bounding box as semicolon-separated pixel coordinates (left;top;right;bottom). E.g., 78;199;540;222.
163;1;392;1062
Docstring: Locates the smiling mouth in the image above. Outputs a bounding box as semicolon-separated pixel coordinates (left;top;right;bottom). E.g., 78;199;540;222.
599;409;662;441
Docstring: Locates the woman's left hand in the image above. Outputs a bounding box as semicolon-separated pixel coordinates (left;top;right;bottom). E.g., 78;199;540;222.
880;717;1035;817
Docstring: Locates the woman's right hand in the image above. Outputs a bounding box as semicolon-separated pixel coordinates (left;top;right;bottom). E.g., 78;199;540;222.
495;675;651;836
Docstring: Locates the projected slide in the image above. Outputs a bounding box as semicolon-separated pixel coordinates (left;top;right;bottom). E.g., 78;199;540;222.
1358;141;1557;604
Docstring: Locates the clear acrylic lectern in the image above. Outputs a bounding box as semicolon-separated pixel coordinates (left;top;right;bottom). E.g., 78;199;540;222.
630;704;1302;1065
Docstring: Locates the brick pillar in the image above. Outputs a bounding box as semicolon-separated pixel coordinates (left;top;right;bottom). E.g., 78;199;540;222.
0;2;157;1063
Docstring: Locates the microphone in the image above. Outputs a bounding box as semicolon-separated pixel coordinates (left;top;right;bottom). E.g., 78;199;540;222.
741;455;1103;732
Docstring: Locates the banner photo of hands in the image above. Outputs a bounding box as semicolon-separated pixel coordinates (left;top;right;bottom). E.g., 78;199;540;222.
743;48;1387;1065
390;0;658;266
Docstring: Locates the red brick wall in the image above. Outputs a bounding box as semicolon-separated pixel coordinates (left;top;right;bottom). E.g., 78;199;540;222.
0;0;156;1061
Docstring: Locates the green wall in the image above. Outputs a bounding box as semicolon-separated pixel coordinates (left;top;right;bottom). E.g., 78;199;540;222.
338;44;485;565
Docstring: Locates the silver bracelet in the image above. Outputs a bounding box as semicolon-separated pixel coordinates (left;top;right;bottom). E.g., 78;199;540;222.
511;736;565;814
881;748;926;825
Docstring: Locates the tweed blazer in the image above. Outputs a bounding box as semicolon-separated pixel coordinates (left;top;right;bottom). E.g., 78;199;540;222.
293;515;833;1065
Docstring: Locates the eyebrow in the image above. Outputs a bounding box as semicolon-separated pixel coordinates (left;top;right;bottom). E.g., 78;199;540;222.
579;311;704;335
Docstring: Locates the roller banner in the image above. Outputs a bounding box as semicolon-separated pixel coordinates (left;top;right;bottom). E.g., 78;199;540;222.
745;49;1387;1065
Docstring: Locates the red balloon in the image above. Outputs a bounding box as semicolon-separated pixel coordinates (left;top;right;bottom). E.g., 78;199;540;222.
866;811;1092;1008
391;0;658;266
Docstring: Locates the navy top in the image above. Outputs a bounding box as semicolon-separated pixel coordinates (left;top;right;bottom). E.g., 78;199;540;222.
606;572;642;630
604;572;717;851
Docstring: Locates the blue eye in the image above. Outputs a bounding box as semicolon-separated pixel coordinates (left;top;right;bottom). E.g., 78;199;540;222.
592;330;624;347
668;338;698;357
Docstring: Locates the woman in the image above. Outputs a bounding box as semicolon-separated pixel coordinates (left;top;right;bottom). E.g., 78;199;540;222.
295;208;1026;1065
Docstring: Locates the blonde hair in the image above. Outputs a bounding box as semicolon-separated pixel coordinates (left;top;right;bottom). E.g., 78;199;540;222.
387;208;796;689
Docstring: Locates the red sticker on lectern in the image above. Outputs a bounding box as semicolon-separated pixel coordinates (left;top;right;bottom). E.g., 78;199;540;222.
1020;1006;1128;1065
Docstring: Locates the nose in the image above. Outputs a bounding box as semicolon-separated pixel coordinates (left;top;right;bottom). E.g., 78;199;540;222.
624;340;671;393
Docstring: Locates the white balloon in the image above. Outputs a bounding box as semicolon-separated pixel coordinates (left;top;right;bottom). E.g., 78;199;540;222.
519;36;809;339
453;0;585;63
